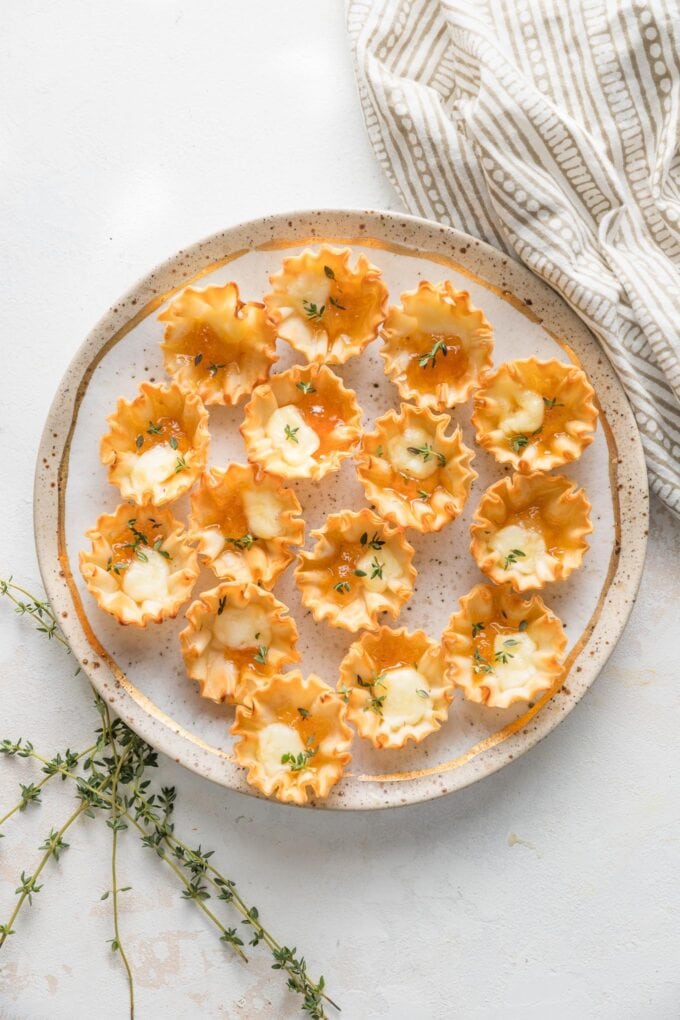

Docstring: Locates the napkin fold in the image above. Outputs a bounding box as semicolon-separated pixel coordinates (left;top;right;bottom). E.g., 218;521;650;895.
347;0;680;515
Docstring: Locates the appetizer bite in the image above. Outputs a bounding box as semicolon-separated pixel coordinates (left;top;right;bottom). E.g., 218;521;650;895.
158;282;277;404
241;363;361;480
470;473;592;591
356;403;476;532
380;280;493;409
338;625;454;749
79;504;199;626
179;582;299;705
443;583;567;708
231;671;353;804
189;464;304;589
472;358;598;472
295;509;416;633
264;246;388;364
100;381;209;506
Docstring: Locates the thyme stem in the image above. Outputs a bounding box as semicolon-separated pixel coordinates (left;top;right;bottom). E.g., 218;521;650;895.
0;772;112;948
0;745;95;829
106;715;135;1017
0;579;335;1017
0;579;69;648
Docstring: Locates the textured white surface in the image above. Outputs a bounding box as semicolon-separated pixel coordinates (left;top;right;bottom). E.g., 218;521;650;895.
0;2;678;1017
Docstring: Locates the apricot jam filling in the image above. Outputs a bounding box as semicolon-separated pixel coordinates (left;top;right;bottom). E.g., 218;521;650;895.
296;388;347;452
404;332;470;390
172;322;238;377
106;515;170;573
129;416;189;455
503;505;562;555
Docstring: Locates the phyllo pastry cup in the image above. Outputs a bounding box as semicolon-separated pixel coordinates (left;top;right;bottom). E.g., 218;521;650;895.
356;403;476;532
189;464;304;588
158;282;277;405
380;280;493;409
338;626;454;749
295;508;416;633
442;583;567;708
231;671;353;804
100;381;210;506
470;473;592;591
241;363;362;480
179;582;299;705
79;504;199;627
472;358;598;472
264;246;388;364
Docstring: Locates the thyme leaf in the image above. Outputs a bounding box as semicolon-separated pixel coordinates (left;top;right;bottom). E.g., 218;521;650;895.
418;338;448;369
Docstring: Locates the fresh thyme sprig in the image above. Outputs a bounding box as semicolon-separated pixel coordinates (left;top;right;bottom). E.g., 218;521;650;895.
284;424;300;444
302;301;324;320
418;338;447;369
406;443;446;467
226;533;255;550
0;579;69;647
281;737;317;773
502;549;526;570
369;557;384;580
359;532;384;551
510;434;529;453
473;648;493;676
0;579;337;1020
494;638;519;665
356;672;387;716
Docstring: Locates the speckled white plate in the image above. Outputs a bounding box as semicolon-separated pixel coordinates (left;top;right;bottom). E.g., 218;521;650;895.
34;209;648;810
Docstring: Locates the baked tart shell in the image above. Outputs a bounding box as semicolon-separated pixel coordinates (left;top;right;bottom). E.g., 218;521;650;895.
443;583;567;708
356;403;476;532
231;670;353;804
179;581;299;705
380;280;494;409
100;381;210;506
264;246;388;364
472;358;598;472
470;472;592;591
295;508;416;633
79;503;199;627
339;625;454;749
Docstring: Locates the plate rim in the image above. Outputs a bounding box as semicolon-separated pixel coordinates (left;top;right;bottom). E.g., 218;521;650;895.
34;206;649;810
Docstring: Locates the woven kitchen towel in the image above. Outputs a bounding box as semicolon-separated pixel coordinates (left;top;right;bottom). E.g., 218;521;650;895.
347;0;680;515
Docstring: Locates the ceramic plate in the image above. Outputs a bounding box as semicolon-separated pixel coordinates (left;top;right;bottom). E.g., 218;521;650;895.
34;209;648;809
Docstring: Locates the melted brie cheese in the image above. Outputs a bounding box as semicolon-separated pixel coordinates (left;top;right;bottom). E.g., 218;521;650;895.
380;667;429;726
489;524;548;575
200;527;226;560
502;389;544;436
289;272;331;312
213;605;272;650
122;548;171;603
492;631;539;691
257;723;304;774
243;489;281;540
265;406;320;466
356;547;402;594
386;426;440;480
129;443;179;490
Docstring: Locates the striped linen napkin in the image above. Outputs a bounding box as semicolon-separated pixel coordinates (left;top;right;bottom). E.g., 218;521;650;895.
347;0;680;516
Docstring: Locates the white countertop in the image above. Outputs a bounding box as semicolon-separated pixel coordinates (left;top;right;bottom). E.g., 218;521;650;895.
1;2;678;1017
